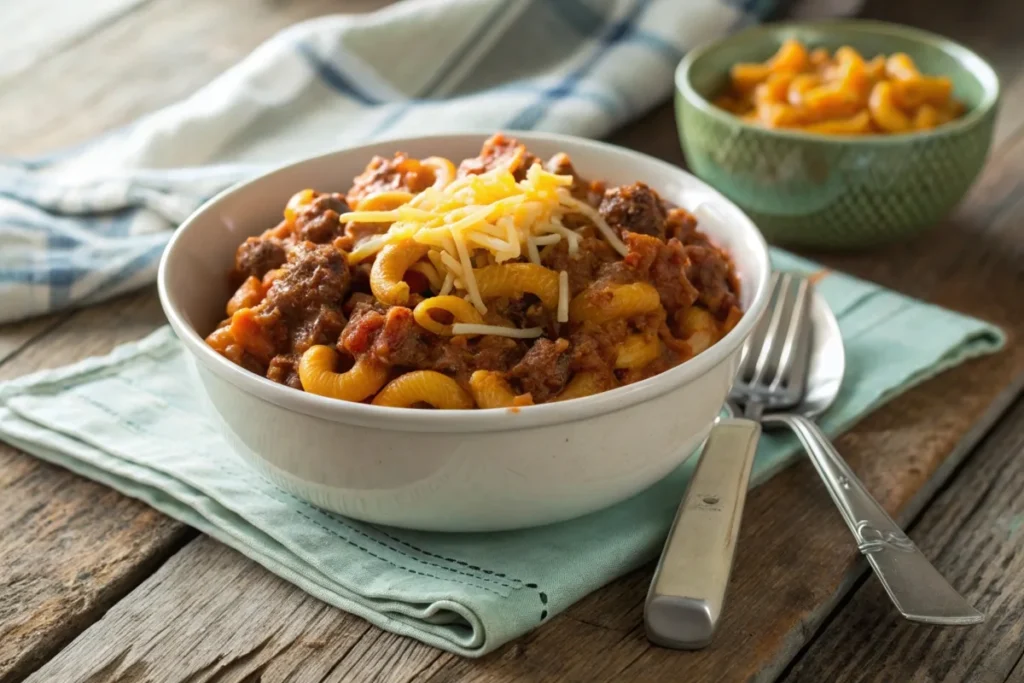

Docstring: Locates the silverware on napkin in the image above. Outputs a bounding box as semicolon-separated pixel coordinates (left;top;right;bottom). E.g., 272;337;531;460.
645;273;811;649
645;272;983;650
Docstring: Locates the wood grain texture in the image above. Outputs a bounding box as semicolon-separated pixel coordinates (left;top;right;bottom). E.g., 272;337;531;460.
0;0;152;82
0;318;58;368
781;397;1024;683
0;0;393;155
2;0;1024;682
23;536;454;683
0;290;193;683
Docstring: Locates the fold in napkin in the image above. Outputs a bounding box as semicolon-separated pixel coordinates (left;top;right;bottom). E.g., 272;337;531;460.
0;250;1003;656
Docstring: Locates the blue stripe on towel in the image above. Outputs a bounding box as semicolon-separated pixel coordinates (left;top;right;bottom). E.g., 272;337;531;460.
505;0;653;130
295;40;382;105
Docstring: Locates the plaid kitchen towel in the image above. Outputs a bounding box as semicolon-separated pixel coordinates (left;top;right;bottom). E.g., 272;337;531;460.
0;0;862;323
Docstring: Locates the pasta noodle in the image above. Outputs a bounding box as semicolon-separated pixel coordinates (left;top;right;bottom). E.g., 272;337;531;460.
473;263;560;309
299;346;389;402
615;334;662;370
714;39;966;134
372;371;474;409
568;282;662;324
413;296;484;335
371;240;430;306
469;370;533;408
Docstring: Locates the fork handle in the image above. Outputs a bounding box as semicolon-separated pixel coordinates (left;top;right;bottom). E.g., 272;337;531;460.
777;414;984;625
645;418;761;649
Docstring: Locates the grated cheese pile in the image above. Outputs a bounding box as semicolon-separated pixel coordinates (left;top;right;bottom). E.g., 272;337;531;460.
339;163;627;331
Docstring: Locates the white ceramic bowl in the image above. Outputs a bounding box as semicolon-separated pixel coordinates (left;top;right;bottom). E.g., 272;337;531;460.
158;131;771;532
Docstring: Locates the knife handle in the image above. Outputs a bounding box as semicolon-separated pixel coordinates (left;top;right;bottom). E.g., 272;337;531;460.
644;417;761;649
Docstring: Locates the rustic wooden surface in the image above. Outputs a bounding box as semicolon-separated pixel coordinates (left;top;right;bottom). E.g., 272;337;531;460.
782;398;1024;683
1;0;1023;682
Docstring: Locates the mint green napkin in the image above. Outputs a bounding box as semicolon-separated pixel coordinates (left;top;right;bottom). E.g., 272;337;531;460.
0;250;1003;657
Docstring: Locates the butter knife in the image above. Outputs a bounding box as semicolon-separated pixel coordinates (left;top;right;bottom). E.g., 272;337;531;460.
644;417;761;649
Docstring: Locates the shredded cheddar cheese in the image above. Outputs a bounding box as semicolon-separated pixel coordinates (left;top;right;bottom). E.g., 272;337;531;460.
340;164;627;314
557;270;569;323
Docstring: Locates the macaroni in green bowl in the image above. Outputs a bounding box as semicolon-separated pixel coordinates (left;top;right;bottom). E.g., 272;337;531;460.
674;20;1000;249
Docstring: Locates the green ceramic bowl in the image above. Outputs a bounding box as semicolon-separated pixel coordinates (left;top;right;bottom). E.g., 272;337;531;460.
674;20;1000;249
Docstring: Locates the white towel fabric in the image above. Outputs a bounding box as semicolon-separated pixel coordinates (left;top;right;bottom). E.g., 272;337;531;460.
0;0;861;324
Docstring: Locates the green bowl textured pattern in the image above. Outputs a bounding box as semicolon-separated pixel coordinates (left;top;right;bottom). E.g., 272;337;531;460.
674;20;1000;249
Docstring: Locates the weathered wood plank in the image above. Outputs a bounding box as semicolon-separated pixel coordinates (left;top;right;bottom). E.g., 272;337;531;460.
781;395;1024;683
0;0;392;156
0;0;152;83
0;318;58;369
20;536;451;683
0;290;193;683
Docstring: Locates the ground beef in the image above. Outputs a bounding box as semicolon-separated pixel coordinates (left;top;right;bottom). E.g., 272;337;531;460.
372;306;435;368
541;236;619;297
545;152;605;206
251;242;351;359
289;305;347;355
233;237;286;282
664;207;700;243
264;242;351;317
346;153;436;207
238;352;267;377
429;335;527;383
339;301;387;355
294;193;349;243
619;232;700;313
428;343;469;382
598;183;668;239
570;320;628;373
684;245;740;316
267;355;302;389
458;134;539;180
507;338;571;402
474;336;527;373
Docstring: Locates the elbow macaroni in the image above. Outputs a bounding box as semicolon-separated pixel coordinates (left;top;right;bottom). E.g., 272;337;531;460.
299;346;389;402
615;334;661;370
469;370;533;408
715;39;965;134
371;240;430;305
678;306;719;356
555;372;611;402
473;263;560;309
372;370;474;409
569;282;661;324
413;296;485;335
284;189;315;224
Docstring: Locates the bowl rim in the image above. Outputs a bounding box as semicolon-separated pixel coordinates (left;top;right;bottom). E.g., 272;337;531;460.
674;18;1001;144
158;130;772;434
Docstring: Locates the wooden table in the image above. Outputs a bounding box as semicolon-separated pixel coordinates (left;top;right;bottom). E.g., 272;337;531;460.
2;1;1022;681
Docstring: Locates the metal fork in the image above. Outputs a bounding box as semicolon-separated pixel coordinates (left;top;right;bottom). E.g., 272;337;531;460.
645;273;811;649
731;271;814;419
